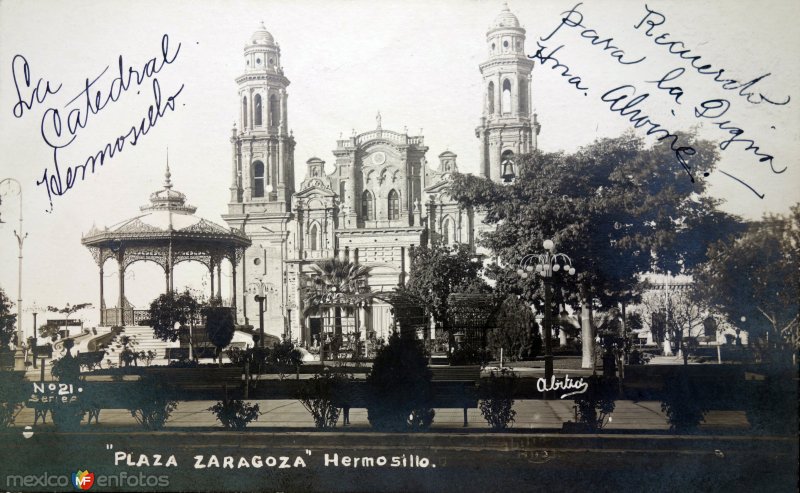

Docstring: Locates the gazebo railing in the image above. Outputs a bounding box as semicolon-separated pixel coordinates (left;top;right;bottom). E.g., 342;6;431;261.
101;308;150;326
101;308;119;326
101;307;235;327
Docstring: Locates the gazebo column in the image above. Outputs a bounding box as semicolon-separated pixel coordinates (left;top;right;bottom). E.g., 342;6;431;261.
117;255;125;326
209;258;215;300
164;267;170;294
167;240;174;293
216;263;222;299
99;264;104;325
231;262;238;324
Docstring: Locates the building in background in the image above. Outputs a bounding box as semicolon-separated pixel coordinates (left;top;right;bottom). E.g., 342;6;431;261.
222;6;538;343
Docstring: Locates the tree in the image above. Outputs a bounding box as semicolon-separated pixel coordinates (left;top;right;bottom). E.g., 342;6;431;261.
38;323;60;341
0;288;16;351
203;298;236;366
449;132;743;368
639;285;707;364
147;290;201;343
695;205;800;357
366;332;435;431
398;243;490;339
46;302;91;338
487;295;538;361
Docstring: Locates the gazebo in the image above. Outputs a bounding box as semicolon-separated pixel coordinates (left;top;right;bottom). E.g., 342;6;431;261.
82;165;251;326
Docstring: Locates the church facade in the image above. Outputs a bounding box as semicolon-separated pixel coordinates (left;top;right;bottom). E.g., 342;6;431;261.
222;6;540;343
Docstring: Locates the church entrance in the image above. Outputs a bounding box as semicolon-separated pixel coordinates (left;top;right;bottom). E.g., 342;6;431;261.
309;317;322;346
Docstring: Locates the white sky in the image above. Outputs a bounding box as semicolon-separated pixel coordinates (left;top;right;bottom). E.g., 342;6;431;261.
1;0;798;330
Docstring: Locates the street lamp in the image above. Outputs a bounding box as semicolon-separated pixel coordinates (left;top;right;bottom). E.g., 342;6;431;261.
516;239;576;392
250;280;276;348
738;316;746;346
0;178;27;370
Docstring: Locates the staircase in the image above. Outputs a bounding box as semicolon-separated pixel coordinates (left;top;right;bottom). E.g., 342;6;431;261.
124;325;179;358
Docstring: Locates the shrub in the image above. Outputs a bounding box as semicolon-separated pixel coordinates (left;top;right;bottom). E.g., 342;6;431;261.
660;369;707;433
137;350;156;367
574;375;618;431
297;369;349;429
208;399;261;430
450;344;488;365
745;367;797;436
51;403;86;431
366;332;435;432
51;353;81;383
269;340;303;379
127;377;178;430
227;346;249;367
49;352;86;431
0;370;28;427
167;358;198;368
478;368;517;430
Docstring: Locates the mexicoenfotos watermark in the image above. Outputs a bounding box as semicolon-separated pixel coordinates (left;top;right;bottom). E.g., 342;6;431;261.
5;470;170;490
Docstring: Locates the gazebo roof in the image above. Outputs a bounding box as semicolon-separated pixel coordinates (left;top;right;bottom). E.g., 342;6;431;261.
82;164;250;248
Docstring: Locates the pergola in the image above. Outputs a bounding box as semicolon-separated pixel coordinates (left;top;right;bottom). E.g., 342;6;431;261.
446;293;501;353
81;166;251;326
375;291;429;339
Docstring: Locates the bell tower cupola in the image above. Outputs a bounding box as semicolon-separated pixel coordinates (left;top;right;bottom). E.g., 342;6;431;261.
476;4;540;183
229;22;295;210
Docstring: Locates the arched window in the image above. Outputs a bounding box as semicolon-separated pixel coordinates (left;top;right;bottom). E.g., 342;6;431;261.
387;189;399;220
242;96;248;128
339;181;346;201
361;190;374;221
254;94;262;126
442;217;451;245
310;224;319;251
269;94;280;126
518;79;527;114
253;161;265;197
501;79;512;114
487;81;495;114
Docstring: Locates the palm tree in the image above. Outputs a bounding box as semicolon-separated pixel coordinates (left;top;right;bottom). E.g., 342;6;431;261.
302;258;372;357
302;258;373;313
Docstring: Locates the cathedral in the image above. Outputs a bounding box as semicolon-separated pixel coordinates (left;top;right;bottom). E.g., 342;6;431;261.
221;5;540;343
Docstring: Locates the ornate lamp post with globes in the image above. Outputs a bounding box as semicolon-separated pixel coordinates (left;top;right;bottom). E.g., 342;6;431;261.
516;239;576;389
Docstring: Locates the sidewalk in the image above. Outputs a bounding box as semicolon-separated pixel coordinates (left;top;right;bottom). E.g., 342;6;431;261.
10;399;749;431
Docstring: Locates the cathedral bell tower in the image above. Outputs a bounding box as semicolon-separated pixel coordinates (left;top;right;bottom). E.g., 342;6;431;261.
223;23;295;332
475;4;540;183
229;22;295;210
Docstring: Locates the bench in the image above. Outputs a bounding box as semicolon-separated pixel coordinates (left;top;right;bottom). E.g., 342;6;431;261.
335;366;482;427
165;347;217;360
75;351;106;370
165;348;189;360
430;366;482;383
430;366;482;427
296;365;371;375
142;368;244;397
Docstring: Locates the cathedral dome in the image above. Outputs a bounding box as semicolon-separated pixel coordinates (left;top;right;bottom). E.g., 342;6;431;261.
250;22;275;45
494;4;520;28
